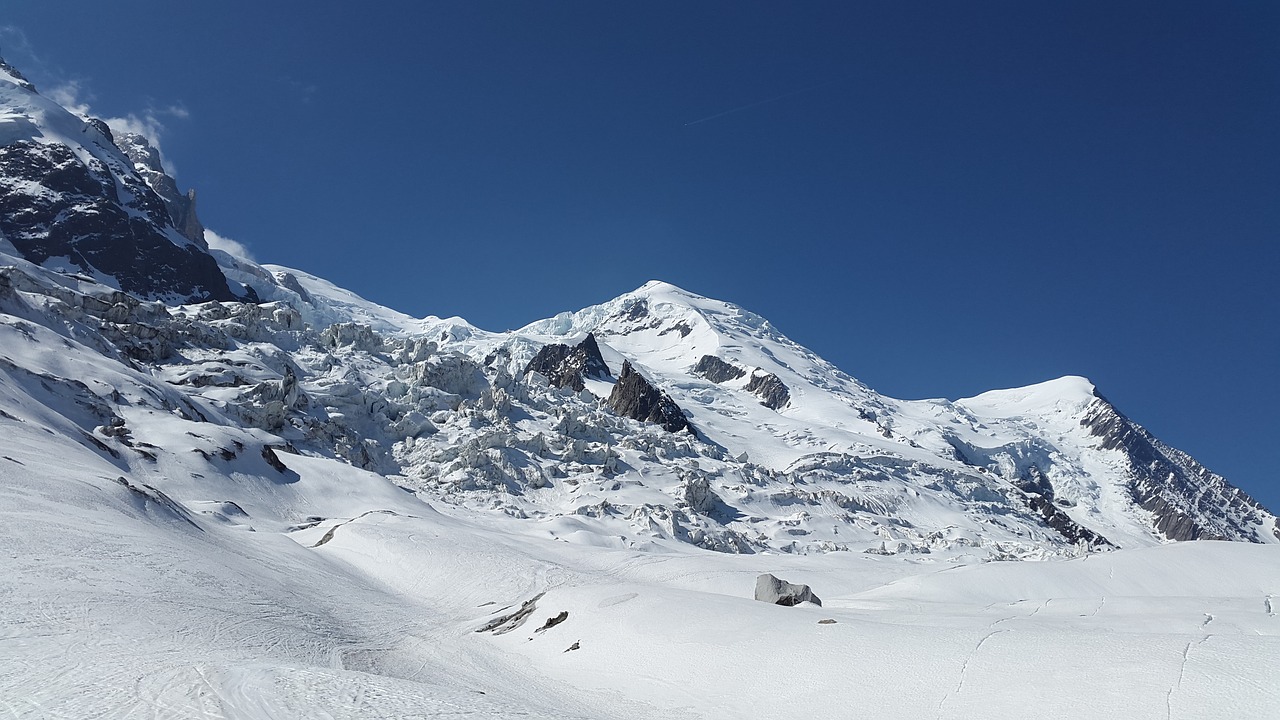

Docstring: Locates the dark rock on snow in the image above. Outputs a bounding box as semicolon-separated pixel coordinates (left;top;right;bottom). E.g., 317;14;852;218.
745;371;790;411
1080;394;1274;542
607;361;692;434
692;355;746;383
114;132;208;246
1013;466;1115;549
524;333;611;391
0;59;239;303
755;573;821;607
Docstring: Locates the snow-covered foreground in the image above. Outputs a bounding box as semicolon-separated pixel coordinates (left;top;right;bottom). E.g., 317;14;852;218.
3;407;1277;720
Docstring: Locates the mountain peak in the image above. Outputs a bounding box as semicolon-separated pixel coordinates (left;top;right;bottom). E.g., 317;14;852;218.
0;56;36;92
632;279;697;297
0;58;237;302
957;375;1099;418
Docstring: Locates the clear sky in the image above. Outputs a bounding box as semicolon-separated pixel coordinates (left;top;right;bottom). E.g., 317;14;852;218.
4;2;1277;510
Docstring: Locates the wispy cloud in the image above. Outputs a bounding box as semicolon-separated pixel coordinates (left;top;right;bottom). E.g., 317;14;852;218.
204;229;256;262
0;25;39;67
2;26;189;174
46;80;191;175
282;76;318;105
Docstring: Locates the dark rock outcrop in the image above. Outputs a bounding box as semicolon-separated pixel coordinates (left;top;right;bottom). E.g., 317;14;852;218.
0;138;236;302
524;333;611;391
692;355;745;383
1081;395;1273;542
619;298;648;321
607;361;692;434
1013;466;1115;548
0;57;36;91
114;132;207;246
0;61;237;303
754;573;821;607
746;371;790;410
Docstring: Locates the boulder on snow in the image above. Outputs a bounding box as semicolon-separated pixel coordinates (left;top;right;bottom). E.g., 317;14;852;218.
754;573;821;607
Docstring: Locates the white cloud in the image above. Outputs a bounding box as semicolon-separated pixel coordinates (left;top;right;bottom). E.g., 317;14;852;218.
0;25;38;66
45;80;92;115
204;229;256;262
43;77;189;176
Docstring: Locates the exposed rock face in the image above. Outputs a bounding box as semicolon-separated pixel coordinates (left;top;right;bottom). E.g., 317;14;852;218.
746;371;790;410
619;298;648;321
607;361;692;434
524;333;611;391
0;139;235;302
754;574;821;607
1013;466;1115;548
0;60;237;303
1081;396;1273;542
114;132;207;247
692;355;745;383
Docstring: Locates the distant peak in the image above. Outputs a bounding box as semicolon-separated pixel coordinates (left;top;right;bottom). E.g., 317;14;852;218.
956;375;1099;418
0;56;37;91
1023;375;1098;398
633;280;696;296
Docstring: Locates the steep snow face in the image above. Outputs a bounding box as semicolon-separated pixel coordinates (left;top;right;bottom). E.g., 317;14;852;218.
520;280;900;469
947;379;1279;547
0;57;236;302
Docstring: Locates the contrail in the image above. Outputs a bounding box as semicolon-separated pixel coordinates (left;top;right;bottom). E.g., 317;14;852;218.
683;79;842;127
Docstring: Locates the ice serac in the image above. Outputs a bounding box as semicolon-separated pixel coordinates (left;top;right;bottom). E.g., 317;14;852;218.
0;57;236;302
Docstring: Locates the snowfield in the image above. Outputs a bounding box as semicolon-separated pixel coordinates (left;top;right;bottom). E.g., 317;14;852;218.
2;398;1278;718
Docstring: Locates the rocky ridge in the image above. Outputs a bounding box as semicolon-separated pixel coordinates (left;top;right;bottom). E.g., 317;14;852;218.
0;56;239;303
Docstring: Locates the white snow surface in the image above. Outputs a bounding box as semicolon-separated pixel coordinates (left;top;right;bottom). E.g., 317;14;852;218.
2;257;1277;717
2;403;1277;718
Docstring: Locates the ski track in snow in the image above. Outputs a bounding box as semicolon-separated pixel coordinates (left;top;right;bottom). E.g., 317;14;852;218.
938;629;1012;717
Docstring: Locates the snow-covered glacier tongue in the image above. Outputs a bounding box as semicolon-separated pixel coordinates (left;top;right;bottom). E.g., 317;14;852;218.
3;55;1279;719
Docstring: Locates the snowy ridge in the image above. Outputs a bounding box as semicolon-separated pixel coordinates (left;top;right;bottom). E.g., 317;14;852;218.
0;57;236;301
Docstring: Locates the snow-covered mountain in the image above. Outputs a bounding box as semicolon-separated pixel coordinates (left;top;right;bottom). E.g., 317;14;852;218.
0;57;242;303
3;57;1278;718
0;52;1274;557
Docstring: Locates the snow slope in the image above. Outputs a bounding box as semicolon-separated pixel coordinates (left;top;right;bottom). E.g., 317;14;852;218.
3;407;1277;718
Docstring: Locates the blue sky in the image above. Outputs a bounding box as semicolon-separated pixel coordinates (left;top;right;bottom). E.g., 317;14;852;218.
4;1;1278;510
